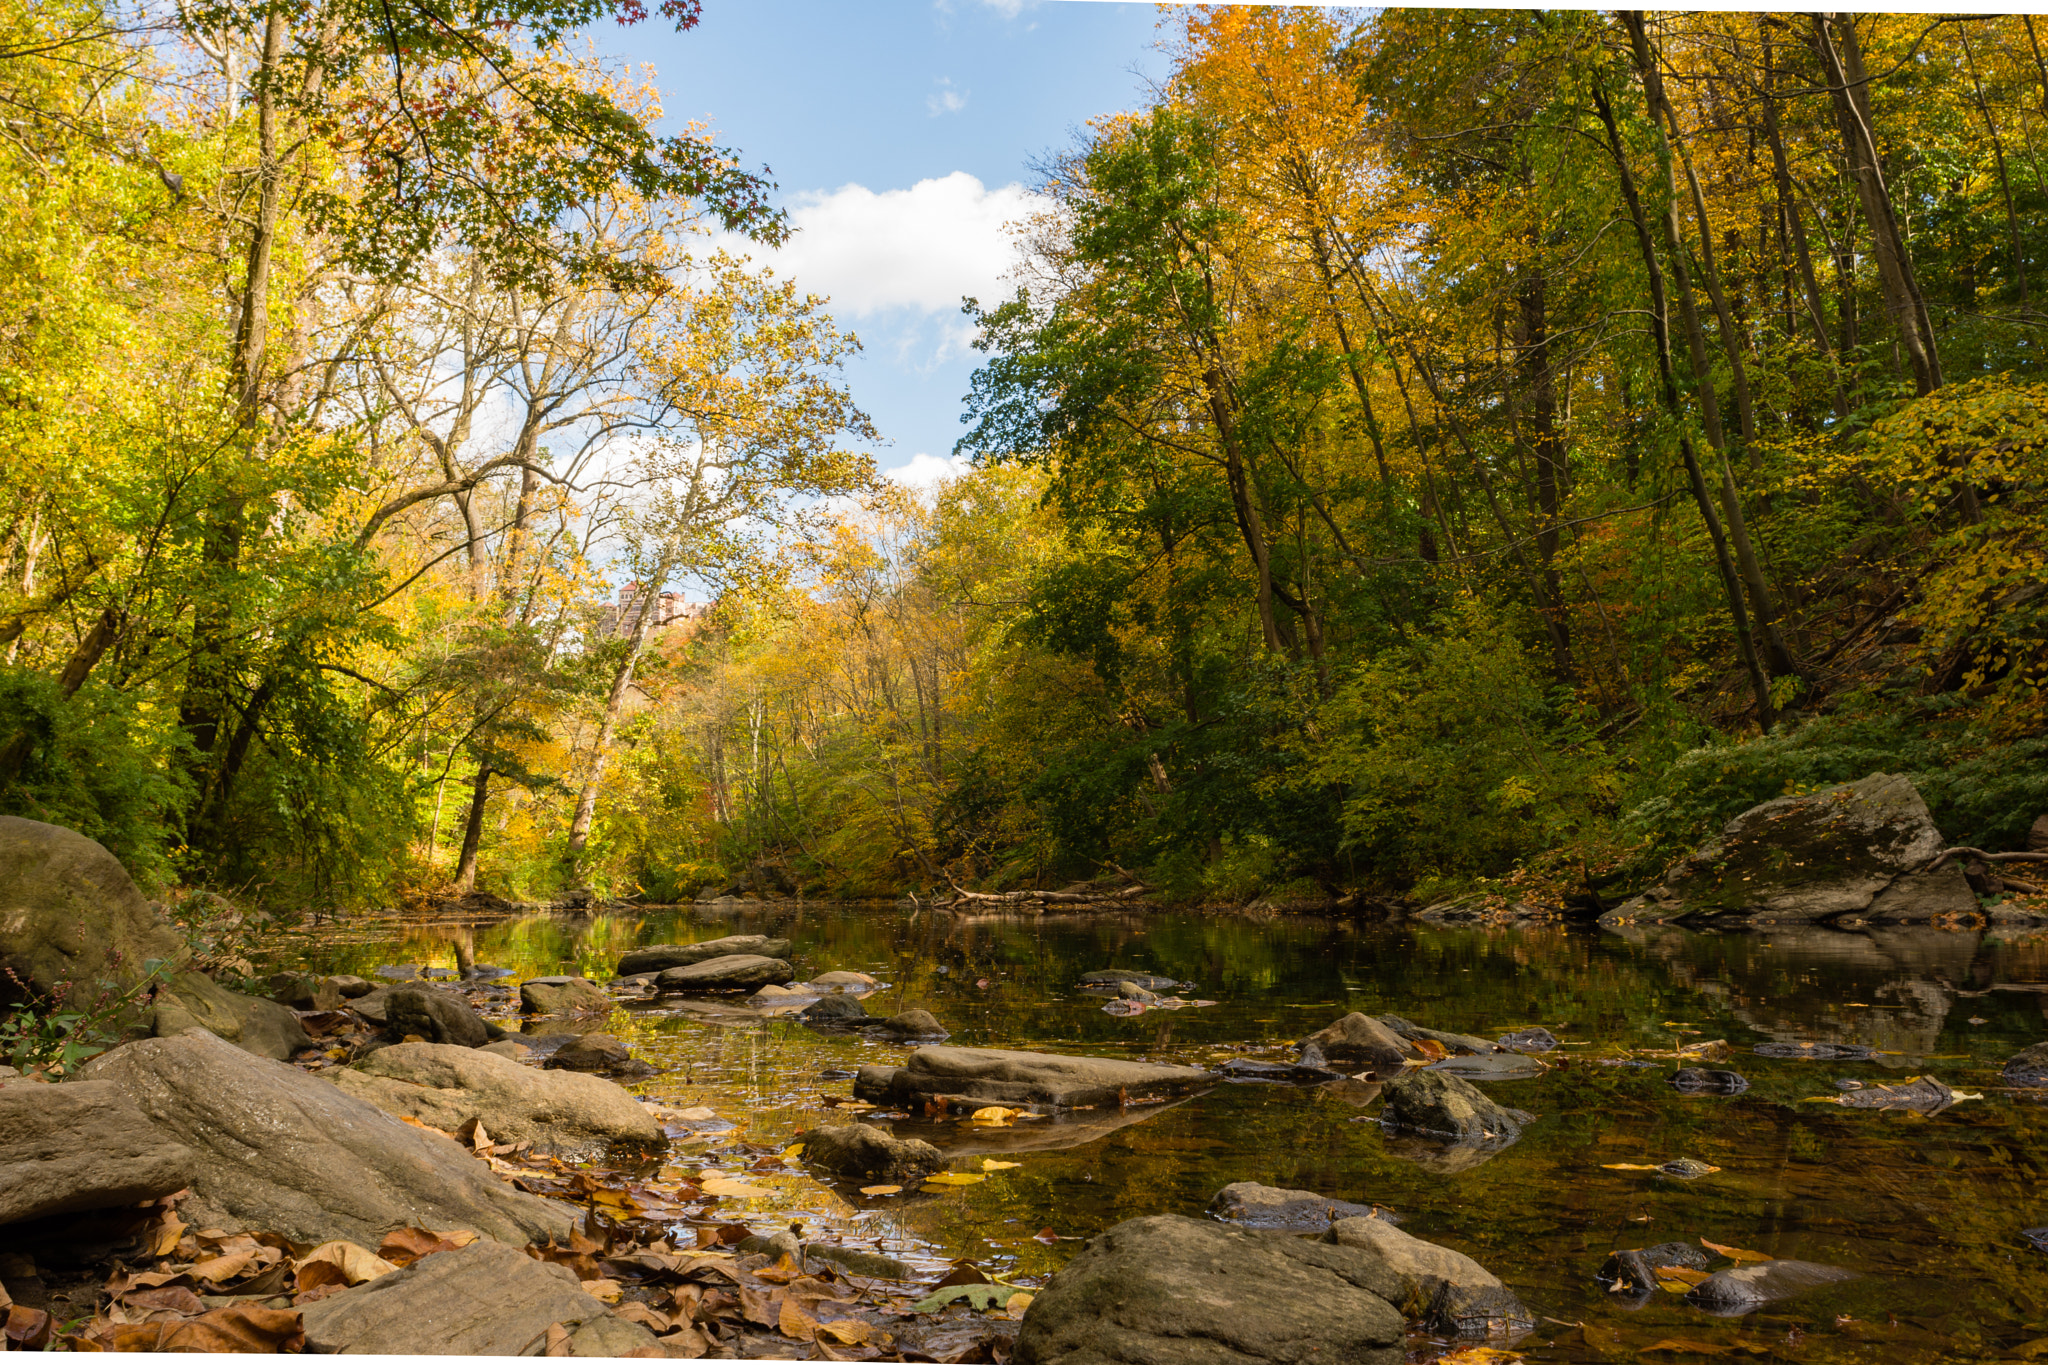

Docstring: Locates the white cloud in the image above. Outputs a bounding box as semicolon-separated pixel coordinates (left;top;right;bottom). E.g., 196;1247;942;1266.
715;172;1047;320
886;451;972;489
927;77;968;117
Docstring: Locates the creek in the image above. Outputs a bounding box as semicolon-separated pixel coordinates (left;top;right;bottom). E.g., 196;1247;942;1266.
254;902;2048;1363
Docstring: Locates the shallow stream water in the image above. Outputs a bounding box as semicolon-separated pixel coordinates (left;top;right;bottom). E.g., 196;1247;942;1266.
256;903;2048;1363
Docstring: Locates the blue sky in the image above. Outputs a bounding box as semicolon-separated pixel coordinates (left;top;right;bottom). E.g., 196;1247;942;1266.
591;1;1169;488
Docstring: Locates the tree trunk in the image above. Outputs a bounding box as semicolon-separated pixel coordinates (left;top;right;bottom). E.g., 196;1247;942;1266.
1959;24;2027;305
1518;271;1575;681
1593;80;1776;732
565;573;666;864
1757;21;1849;416
454;766;492;892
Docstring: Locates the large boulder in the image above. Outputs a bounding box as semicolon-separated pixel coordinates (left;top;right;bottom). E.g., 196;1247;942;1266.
519;977;611;1015
1324;1216;1533;1336
857;1046;1216;1112
296;1239;659;1355
800;1122;943;1181
616;936;791;976
332;1041;662;1157
652;955;795;993
152;970;312;1061
1297;1013;1423;1073
1206;1181;1384;1232
1381;1069;1530;1143
1013;1214;1405;1365
78;1030;574;1247
268;972;344;1012
0;817;185;1005
1602;773;1976;927
0;1079;195;1224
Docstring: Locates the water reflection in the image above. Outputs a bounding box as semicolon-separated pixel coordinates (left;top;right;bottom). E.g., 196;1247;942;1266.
255;905;2048;1362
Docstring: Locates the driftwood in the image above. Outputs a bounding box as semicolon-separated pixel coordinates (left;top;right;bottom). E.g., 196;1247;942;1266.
939;880;1152;907
1922;847;2048;872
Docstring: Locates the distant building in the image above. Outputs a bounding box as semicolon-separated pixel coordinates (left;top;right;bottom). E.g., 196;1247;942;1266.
597;583;712;640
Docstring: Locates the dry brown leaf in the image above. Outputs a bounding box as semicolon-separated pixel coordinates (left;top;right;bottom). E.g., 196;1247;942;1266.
296;1239;400;1285
612;1302;672;1333
739;1283;780;1328
118;1286;207;1318
377;1226;468;1267
5;1306;52;1350
1003;1293;1035;1321
860;1184;903;1196
145;1212;187;1259
102;1304;304;1353
1434;1349;1522;1365
816;1318;880;1345
187;1249;256;1284
544;1322;574;1356
580;1278;624;1304
779;1297;819;1342
1600;1163;1660;1171
699;1176;773;1198
657;1322;713;1359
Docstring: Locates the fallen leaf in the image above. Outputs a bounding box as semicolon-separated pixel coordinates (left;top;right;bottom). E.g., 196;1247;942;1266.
544;1322;574;1356
667;1106;720;1122
103;1304;304;1353
1003;1293;1035;1321
779;1297;819;1342
1033;1228;1059;1244
1655;1267;1712;1290
1601;1163;1661;1171
935;1263;992;1289
922;1172;988;1187
909;1283;1030;1313
860;1184;903;1196
118;1286;207;1317
613;1302;671;1333
816;1318;880;1345
1434;1349;1523;1365
782;1143;805;1159
5;1306;52;1350
968;1106;1021;1126
146;1212;187;1259
700;1177;774;1198
581;1278;624;1304
188;1250;257;1284
378;1227;469;1267
296;1239;401;1286
981;1159;1021;1172
656;1322;713;1359
1700;1238;1773;1264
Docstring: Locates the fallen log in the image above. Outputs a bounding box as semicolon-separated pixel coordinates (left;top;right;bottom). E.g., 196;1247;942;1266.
940;881;1152;907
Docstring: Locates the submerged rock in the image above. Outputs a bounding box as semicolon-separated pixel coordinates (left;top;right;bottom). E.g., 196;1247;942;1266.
801;1122;943;1181
296;1239;658;1355
152;970;313;1061
1601;773;1973;927
617;936;791;976
1013;1214;1405;1365
2005;1042;2048;1087
1671;1068;1750;1094
0;816;186;1006
1597;1242;1713;1296
543;1031;657;1077
1754;1041;1878;1061
78;1030;574;1246
808;970;878;991
859;1045;1215;1112
0;1079;195;1225
1325;1216;1534;1337
335;1041;662;1156
1381;1069;1531;1143
799;994;869;1025
1080;970;1184;991
518;976;611;1015
1297;1013;1423;1073
1221;1058;1348;1084
653;954;795;993
1686;1259;1858;1315
1207;1181;1386;1232
1497;1027;1558;1053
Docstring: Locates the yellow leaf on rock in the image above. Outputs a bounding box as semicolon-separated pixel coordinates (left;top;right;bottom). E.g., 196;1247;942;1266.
781;1143;805;1159
981;1159;1021;1171
700;1177;773;1199
1700;1238;1773;1264
859;1185;902;1196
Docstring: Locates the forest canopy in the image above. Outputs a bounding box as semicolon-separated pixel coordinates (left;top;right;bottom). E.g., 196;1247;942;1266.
3;5;2045;912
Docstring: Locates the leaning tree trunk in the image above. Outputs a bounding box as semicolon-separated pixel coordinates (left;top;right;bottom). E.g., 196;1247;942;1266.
565;572;668;868
453;765;493;892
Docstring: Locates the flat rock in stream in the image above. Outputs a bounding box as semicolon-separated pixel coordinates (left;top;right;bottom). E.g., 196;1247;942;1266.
518;976;612;1015
1379;1016;1502;1056
152;970;313;1061
1381;1069;1531;1143
1429;1054;1545;1081
543;1031;657;1077
334;1041;663;1156
1497;1026;1558;1053
800;1122;943;1181
858;1046;1216;1111
1685;1260;1859;1316
1754;1041;1879;1061
1297;1013;1423;1073
1013;1214;1405;1365
617;936;791;976
1325;1215;1535;1337
0;1079;196;1224
653;954;795;992
296;1238;658;1355
78;1030;574;1247
1207;1181;1386;1232
875;1008;948;1039
1221;1059;1348;1084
